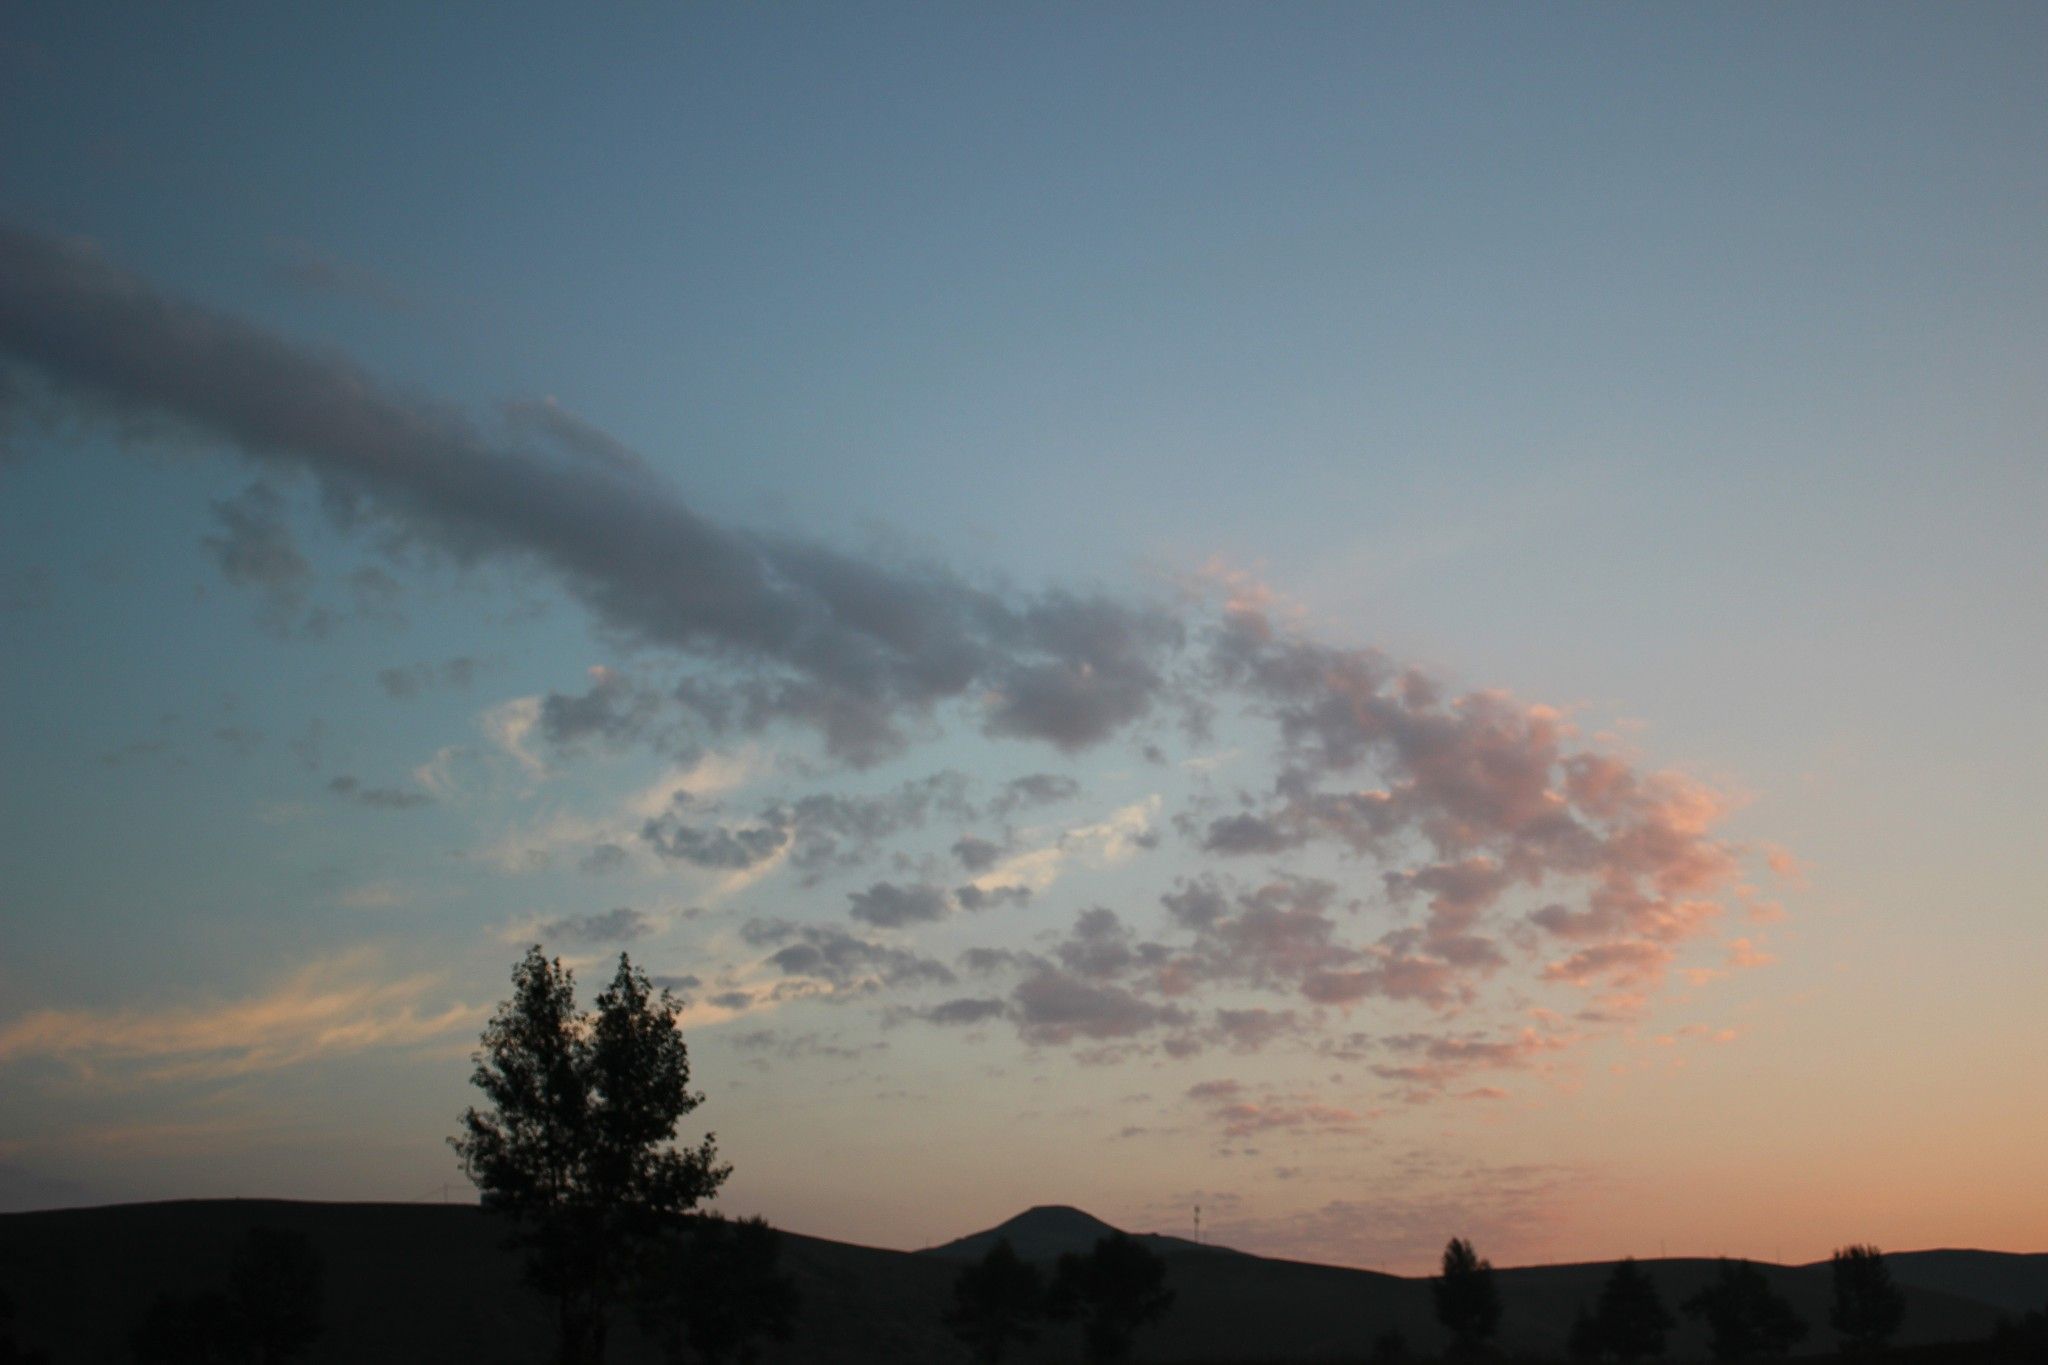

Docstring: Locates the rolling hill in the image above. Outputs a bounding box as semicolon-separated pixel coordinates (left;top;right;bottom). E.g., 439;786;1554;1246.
0;1199;2035;1363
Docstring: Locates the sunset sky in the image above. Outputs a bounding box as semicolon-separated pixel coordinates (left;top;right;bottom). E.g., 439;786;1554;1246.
2;5;2044;1273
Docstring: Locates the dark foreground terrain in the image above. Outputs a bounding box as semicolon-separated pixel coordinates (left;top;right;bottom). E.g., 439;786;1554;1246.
1;1200;2042;1363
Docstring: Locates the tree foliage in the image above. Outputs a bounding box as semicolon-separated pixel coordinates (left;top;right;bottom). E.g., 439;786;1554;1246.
452;948;729;1365
1048;1232;1175;1363
1681;1259;1807;1361
1575;1258;1675;1363
946;1238;1046;1365
639;1214;797;1365
1829;1245;1905;1352
1432;1238;1502;1354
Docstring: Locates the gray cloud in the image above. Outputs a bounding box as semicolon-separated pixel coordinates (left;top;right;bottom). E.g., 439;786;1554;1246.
378;656;477;699
503;395;655;481
326;775;432;810
577;842;631;875
0;227;1191;765
951;834;1004;873
847;881;952;929
900;997;1007;1027
642;771;973;884
204;481;309;604
988;772;1082;818
1011;967;1188;1046
953;883;1032;912
538;666;664;750
742;918;955;993
534;906;654;944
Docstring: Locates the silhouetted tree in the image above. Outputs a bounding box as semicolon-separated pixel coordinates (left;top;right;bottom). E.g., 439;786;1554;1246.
1369;1327;1410;1365
1681;1259;1807;1361
1568;1304;1602;1362
452;948;729;1365
1048;1233;1174;1363
1431;1238;1501;1356
129;1291;245;1365
1988;1299;2048;1361
1829;1245;1905;1353
229;1228;323;1364
638;1214;798;1365
1576;1258;1675;1363
946;1238;1046;1364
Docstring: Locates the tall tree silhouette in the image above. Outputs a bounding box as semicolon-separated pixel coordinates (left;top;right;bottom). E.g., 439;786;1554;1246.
452;948;729;1365
946;1238;1046;1364
1681;1259;1807;1361
1048;1232;1174;1363
229;1227;323;1364
639;1214;797;1365
1576;1258;1675;1363
1829;1245;1905;1353
1431;1238;1502;1356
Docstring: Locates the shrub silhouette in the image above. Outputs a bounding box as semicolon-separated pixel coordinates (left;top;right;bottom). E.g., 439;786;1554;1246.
637;1214;798;1365
1988;1299;2048;1358
946;1238;1046;1364
1048;1232;1174;1363
452;948;729;1365
1681;1258;1807;1360
1431;1238;1501;1355
229;1227;323;1364
129;1290;245;1365
1573;1258;1675;1363
1829;1245;1905;1353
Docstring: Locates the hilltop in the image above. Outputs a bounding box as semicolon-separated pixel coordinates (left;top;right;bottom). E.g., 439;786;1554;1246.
921;1204;1237;1264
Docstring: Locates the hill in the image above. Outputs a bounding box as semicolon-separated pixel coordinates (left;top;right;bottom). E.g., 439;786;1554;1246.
921;1203;1236;1264
0;1199;2032;1363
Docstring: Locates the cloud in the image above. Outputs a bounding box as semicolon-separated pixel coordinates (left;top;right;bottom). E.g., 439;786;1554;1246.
0;950;475;1083
1371;1027;1571;1089
847;881;952;929
642;771;974;884
951;834;1004;873
0;229;1779;1062
1011;968;1189;1046
0;227;1186;765
578;843;631;875
742;919;955;994
503;395;655;481
953;883;1031;912
203;481;310;612
532;906;656;944
897;997;1006;1027
1182;1077;1369;1139
326;775;434;810
377;656;478;699
1194;604;1747;1008
1203;1158;1580;1271
989;772;1081;818
537;665;666;751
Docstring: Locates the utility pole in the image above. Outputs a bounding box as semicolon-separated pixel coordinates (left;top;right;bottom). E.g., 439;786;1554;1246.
1194;1204;1202;1246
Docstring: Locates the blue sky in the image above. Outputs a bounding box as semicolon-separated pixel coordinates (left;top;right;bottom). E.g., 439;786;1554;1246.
2;4;2044;1268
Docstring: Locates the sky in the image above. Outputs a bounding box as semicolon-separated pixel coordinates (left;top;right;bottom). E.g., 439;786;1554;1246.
1;4;2044;1274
